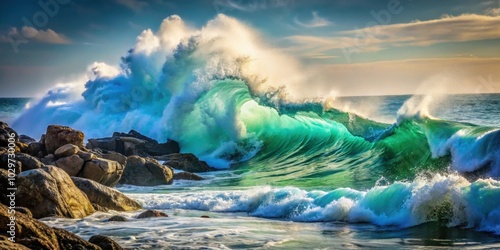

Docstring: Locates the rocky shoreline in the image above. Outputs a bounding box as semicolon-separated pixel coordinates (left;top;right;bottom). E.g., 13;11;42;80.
0;121;209;249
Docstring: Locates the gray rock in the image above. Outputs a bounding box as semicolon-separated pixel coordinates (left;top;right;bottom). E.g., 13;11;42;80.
137;209;168;218
107;215;128;222
0;203;100;249
79;158;123;187
18;135;36;144
101;151;127;165
88;235;124;250
15;153;44;171
161;153;214;172
55;154;84;176
119;156;173;186
77;151;96;161
27;142;45;157
72;177;142;212
17;166;95;219
54;144;79;158
173;171;204;181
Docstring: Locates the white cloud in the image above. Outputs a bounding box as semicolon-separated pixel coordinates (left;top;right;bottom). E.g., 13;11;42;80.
0;26;70;44
294;12;332;28
213;0;292;12
287;14;500;55
116;0;148;11
486;8;500;16
311;58;500;96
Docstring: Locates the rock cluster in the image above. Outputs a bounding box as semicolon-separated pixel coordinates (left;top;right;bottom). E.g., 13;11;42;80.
0;121;215;249
87;129;180;157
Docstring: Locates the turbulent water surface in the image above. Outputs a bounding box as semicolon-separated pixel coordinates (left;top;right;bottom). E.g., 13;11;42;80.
4;14;500;249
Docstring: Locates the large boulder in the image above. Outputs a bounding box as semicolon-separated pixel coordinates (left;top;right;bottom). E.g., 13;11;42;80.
79;158;124;187
17;166;95;219
119;156;173;186
44;125;85;154
0;203;100;250
161;153;215;172
87;130;179;157
72;177;142;212
55;154;84;176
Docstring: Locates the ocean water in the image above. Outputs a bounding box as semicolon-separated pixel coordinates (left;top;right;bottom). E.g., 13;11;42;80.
4;94;500;249
4;14;500;249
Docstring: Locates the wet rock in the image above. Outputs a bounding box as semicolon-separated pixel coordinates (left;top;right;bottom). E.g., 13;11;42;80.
136;209;168;219
54;144;79;158
119;156;173;186
107;215;128;222
44;125;85;154
79;158;124;187
72;177;142;212
55;154;84;176
89;235;124;250
0;203;100;249
17;166;95;219
173;171;204;181
161;153;215;172
200;215;210;218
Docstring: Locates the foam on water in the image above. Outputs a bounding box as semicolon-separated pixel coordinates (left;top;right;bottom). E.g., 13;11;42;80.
125;174;500;235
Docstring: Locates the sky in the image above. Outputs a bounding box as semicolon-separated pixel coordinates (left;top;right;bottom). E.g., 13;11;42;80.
0;0;500;97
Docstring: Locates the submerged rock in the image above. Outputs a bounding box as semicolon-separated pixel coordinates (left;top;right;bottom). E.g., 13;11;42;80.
119;156;173;186
17;166;95;219
136;209;168;219
72;177;142;212
89;235;124;250
161;153;215;172
0;203;100;249
44;125;85;154
107;215;129;222
173;171;204;181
